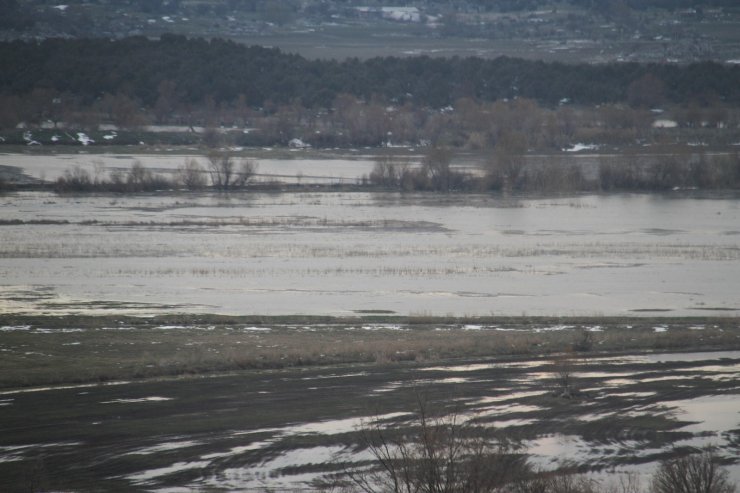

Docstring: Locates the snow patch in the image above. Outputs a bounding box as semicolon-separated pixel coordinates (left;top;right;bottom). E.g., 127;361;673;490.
241;326;271;332
125;440;201;456
102;396;173;404
652;119;678;128
22;131;40;146
0;325;31;332
77;132;94;146
563;143;598;152
289;138;311;149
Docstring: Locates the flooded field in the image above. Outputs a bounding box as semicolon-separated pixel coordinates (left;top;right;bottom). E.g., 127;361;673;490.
1;189;739;317
1;153;739;491
2;149;731;185
0;343;737;492
0;151;385;185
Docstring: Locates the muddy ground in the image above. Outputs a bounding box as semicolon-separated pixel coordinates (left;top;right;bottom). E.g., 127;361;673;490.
0;320;737;492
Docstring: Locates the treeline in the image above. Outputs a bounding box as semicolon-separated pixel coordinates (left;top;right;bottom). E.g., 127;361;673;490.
366;148;740;192
44;148;740;194
1;35;739;111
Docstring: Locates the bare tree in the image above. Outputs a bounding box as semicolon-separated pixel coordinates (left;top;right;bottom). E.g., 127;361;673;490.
608;472;642;493
513;473;599;493
232;159;258;188
487;131;527;191
154;79;179;124
207;152;257;190
423;147;453;192
177;158;207;190
369;155;407;188
96;92;146;129
56;166;92;191
207;152;236;190
348;396;526;493
551;353;579;399
127;160;153;191
652;449;736;493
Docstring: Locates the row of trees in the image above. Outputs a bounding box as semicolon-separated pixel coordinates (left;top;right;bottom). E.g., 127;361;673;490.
42;149;740;194
4;90;737;151
366;148;740;192
53;154;257;192
1;36;738;111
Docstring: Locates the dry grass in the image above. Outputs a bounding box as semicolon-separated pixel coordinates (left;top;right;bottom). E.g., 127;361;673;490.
0;315;737;389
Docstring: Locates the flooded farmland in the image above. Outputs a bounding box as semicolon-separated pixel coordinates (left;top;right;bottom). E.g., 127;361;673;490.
0;341;737;491
1;188;739;317
1;154;740;492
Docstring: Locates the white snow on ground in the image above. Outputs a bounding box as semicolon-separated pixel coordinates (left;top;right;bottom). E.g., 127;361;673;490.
125;440;202;456
563;143;599;152
22;131;40;145
77;132;94;145
381;7;421;22
652;119;678;128
289;138;310;149
102;397;173;404
0;381;132;396
0;326;31;332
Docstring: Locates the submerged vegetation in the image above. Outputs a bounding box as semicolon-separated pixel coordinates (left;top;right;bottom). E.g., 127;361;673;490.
366;149;740;192
39;148;740;194
51;153;258;193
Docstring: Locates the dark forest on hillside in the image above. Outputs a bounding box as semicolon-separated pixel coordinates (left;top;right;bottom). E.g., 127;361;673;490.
2;35;738;110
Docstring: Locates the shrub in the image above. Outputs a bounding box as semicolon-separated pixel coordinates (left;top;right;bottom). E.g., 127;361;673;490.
349;396;528;493
177;158;208;190
369;156;404;188
55;165;93;192
651;449;736;493
514;473;599;493
207;152;257;190
55;162;174;193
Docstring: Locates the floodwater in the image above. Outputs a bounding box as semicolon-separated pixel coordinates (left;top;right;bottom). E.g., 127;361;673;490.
2;149;721;184
0;349;737;491
1;189;739;316
0;152;385;184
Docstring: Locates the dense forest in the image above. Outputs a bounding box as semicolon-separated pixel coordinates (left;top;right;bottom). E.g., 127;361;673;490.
1;35;739;111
